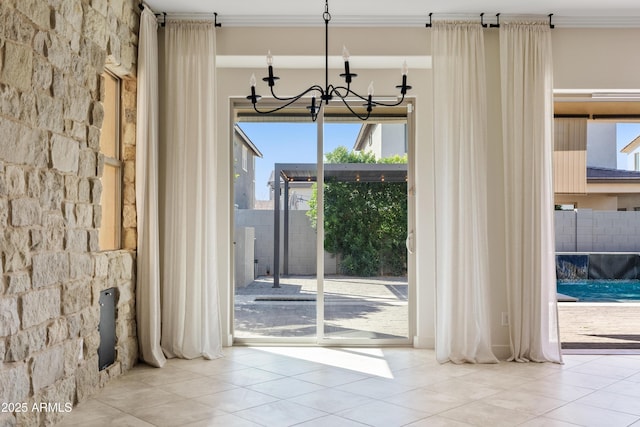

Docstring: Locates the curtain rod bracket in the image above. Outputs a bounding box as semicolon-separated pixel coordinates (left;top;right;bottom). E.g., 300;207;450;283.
138;2;144;11
215;12;222;27
480;13;488;28
548;13;555;29
490;13;500;28
425;12;432;28
155;12;167;27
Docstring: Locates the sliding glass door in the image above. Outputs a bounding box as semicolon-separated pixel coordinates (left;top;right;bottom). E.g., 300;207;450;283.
232;101;414;345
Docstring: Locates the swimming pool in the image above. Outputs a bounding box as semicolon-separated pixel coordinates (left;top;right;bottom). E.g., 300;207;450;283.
557;280;640;302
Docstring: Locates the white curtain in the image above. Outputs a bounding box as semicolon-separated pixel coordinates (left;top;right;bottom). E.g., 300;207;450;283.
159;20;223;359
432;22;498;364
500;22;562;363
136;7;166;368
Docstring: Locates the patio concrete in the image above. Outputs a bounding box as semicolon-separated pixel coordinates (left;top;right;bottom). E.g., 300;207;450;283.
558;303;640;350
234;275;409;339
234;276;640;350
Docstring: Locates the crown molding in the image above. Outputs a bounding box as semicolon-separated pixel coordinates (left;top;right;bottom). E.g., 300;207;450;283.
212;14;640;28
216;55;432;70
552;15;640;28
211;14;427;27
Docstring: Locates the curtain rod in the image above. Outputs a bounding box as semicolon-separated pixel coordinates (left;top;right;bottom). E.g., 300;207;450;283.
555;114;640;120
426;12;555;29
139;3;222;27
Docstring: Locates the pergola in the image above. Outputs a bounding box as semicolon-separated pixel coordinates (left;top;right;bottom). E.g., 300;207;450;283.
272;162;408;287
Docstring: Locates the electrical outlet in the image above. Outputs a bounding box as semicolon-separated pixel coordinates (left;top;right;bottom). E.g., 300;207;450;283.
501;312;509;327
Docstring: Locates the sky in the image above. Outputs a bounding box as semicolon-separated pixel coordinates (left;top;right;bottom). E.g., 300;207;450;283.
616;123;640;169
239;120;640;200
238;122;362;200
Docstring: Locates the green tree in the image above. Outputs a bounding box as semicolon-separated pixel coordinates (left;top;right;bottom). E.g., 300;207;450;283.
307;147;407;276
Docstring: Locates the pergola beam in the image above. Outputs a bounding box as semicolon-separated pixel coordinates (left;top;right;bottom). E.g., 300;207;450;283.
272;162;407;288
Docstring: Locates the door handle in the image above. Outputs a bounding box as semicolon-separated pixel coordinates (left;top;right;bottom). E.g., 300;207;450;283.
406;231;414;254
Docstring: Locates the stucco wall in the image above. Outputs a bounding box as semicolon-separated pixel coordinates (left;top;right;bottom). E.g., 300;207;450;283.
216;25;640;355
555;193;619;210
216;26;435;348
586;122;617;169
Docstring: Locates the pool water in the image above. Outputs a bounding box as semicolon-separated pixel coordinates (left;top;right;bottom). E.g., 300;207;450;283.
557;280;640;302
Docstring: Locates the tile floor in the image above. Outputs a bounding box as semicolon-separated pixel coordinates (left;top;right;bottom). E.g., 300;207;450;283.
58;347;640;427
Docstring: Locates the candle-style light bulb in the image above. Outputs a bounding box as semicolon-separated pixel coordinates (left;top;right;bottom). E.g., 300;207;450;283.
342;45;350;61
397;61;411;95
309;96;317;120
264;51;279;87
366;81;374;113
341;45;353;84
247;73;261;104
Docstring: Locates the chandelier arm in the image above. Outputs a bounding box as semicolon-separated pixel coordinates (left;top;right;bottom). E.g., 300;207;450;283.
252;97;309;115
331;85;368;103
269;85;325;102
369;93;407;107
334;96;372;121
252;102;295;115
252;86;326;115
330;86;405;107
327;85;372;120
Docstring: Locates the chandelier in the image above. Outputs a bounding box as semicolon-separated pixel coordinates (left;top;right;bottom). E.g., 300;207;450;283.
246;1;411;121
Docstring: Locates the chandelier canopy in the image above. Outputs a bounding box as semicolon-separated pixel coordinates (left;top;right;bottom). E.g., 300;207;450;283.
246;1;412;121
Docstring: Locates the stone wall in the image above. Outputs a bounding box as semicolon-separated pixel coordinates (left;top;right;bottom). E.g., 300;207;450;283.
0;1;139;426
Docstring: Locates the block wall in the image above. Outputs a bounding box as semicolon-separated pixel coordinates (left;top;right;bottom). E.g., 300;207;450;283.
555;209;640;252
235;209;338;277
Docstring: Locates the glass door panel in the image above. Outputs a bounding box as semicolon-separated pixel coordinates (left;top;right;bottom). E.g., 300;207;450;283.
321;120;410;342
233;121;318;340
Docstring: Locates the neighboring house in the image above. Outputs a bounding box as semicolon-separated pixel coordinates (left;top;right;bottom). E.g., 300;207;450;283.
581;167;640;210
266;170;314;211
554;117;640;210
586;121;618;169
233;126;263;287
233;124;263;209
263;123;408;210
620;134;640;171
353;123;407;159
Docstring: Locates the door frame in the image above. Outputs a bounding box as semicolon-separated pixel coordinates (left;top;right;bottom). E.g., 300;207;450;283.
229;97;417;346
